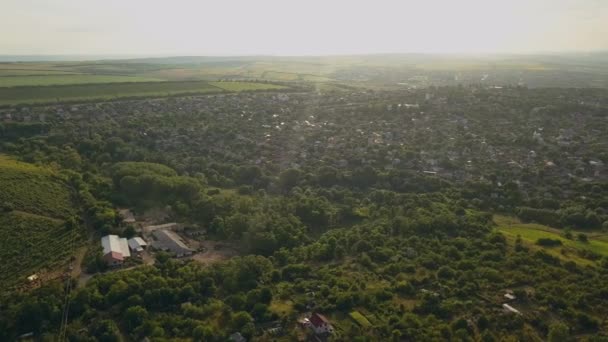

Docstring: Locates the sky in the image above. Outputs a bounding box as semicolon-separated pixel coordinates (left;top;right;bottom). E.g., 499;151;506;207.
1;0;607;56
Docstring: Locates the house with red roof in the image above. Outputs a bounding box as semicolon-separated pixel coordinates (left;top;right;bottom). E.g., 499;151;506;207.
309;313;333;334
101;235;131;266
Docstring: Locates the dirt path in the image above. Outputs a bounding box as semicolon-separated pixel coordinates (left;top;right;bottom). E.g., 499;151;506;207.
191;240;239;266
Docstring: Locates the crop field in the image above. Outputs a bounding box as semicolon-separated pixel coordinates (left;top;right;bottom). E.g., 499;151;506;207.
0;69;82;76
0;211;80;288
208;81;286;92
0;74;162;87
349;310;373;327
495;216;608;265
0;156;75;218
0;156;81;289
0;81;284;106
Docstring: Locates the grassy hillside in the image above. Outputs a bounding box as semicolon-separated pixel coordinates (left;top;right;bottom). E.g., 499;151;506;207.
0;156;80;288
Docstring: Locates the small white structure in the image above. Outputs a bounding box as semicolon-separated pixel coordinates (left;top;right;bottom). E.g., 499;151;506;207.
101;235;131;266
502;303;521;315
504;293;516;301
128;237;148;253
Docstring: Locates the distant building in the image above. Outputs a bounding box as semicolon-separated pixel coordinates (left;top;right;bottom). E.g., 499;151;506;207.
229;332;246;342
118;209;136;224
101;235;131;266
128;237;148;254
310;313;334;334
152;229;194;257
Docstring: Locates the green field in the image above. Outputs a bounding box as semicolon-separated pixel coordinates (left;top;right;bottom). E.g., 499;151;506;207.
0;69;83;76
208;81;286;91
0;156;75;218
0;81;284;106
0;156;80;288
0;211;76;288
349;310;373;327
495;216;608;265
0;74;162;87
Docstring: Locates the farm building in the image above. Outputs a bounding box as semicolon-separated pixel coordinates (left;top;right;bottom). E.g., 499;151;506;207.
101;235;131;266
128;237;148;253
310;313;334;334
118;209;136;223
152;229;194;257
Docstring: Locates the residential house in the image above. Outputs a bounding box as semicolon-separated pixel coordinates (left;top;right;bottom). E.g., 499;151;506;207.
310;313;334;334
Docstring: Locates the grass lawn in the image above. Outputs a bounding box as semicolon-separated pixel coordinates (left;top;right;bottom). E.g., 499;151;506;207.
269;300;294;316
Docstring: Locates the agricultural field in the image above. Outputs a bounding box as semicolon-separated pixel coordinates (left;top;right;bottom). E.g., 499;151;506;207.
349;311;372;327
0;81;284;106
495;215;608;265
0;155;75;218
0;156;80;288
0;211;79;289
208;81;286;92
0;74;162;87
0;69;82;76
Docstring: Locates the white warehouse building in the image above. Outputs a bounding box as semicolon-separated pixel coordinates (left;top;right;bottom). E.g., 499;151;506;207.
101;235;131;266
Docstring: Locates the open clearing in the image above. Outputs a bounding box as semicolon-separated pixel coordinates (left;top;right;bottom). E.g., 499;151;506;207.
495;215;608;265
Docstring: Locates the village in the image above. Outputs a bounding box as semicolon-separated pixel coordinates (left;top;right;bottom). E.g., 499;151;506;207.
2;87;605;200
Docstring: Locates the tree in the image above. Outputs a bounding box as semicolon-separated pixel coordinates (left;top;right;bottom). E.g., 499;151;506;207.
124;306;148;331
547;322;570;342
193;325;215;342
278;168;301;190
231;311;253;331
92;320;122;342
577;233;588;243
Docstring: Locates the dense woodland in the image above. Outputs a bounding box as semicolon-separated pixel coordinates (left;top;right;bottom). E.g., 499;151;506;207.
0;85;607;341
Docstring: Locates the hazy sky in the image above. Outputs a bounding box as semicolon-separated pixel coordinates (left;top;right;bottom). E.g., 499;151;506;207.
1;0;607;56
